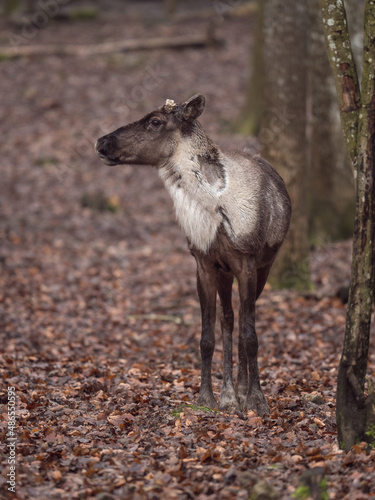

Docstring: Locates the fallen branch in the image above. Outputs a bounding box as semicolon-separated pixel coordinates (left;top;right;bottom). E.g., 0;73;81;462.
127;313;184;325
0;30;220;59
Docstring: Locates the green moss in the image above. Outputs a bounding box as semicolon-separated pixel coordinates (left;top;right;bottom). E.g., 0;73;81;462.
319;477;329;500
339;440;346;450
3;0;20;15
236;114;262;137
80;191;120;213
105;54;147;70
292;478;328;500
34;156;59;168
0;54;12;62
171;404;221;418
292;486;311;500
69;8;98;20
269;260;313;291
365;424;375;448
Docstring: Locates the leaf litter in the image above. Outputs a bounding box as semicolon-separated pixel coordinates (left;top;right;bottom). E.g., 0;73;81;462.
0;4;374;499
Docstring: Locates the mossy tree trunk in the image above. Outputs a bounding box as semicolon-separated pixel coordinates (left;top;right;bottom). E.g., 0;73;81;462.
320;0;375;450
236;0;264;136
261;0;310;289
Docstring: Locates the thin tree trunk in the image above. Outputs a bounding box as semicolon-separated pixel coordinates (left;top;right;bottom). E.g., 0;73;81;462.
320;0;375;450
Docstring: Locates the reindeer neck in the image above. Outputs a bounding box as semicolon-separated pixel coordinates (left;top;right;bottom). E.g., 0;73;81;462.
161;122;226;188
186;122;220;160
158;122;227;253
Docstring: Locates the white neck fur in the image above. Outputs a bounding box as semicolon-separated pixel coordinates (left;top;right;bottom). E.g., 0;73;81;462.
158;143;226;253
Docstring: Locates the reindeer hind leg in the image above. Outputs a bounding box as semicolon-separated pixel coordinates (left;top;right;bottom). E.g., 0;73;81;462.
237;259;269;416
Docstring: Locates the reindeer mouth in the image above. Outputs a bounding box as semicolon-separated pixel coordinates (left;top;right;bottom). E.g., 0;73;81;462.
96;152;120;166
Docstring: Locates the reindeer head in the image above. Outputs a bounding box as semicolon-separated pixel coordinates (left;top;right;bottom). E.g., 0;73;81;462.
95;94;206;167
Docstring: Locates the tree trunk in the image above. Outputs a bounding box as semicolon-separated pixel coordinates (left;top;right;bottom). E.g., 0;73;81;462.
308;0;337;240
308;0;355;242
236;0;264;136
320;0;375;450
261;0;310;289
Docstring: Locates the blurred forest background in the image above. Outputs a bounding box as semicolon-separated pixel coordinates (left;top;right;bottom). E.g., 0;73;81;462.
1;0;365;288
1;1;374;498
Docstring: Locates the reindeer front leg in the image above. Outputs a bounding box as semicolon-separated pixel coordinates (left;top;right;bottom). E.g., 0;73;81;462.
195;261;218;409
217;270;240;412
237;261;269;416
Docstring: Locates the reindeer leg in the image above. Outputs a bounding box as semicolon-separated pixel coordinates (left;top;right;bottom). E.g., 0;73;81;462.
195;261;218;409
217;270;239;412
237;261;269;416
236;330;249;410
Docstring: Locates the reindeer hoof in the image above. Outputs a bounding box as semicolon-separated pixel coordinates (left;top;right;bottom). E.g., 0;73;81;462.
196;392;218;410
237;392;247;411
244;391;270;417
218;390;240;413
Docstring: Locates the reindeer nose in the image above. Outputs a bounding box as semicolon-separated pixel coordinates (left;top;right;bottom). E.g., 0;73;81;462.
95;135;112;156
95;134;121;166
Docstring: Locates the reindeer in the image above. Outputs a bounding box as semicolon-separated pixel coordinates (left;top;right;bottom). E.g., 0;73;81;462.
95;94;291;416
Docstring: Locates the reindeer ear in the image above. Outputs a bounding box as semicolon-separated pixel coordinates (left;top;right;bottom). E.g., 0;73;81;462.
180;94;205;122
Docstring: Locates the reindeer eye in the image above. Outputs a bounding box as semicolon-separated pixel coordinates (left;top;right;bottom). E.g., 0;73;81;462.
150;118;162;127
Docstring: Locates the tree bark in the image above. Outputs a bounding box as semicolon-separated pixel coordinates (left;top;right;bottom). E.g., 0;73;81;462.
261;0;310;289
320;0;375;450
320;0;361;169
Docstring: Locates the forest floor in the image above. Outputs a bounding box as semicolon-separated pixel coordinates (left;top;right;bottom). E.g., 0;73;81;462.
1;3;375;499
